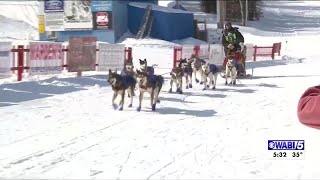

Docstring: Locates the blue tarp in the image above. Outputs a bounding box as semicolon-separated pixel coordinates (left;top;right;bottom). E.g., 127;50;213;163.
128;3;194;41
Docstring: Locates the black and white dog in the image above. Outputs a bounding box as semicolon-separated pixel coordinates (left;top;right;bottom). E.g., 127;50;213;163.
121;61;136;78
136;70;164;112
178;58;193;89
225;58;237;85
139;58;155;76
121;61;137;96
201;61;220;90
108;69;137;110
188;55;206;87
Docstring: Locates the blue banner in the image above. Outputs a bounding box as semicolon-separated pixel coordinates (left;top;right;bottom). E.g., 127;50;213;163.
91;0;112;12
44;0;64;12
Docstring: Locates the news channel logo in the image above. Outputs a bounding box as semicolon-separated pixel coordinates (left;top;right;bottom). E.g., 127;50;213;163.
268;140;304;150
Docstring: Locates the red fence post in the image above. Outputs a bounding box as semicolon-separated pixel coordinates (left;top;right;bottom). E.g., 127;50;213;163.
253;45;257;62
128;47;132;63
173;47;177;68
124;47;132;64
173;47;183;68
17;45;24;81
194;45;200;57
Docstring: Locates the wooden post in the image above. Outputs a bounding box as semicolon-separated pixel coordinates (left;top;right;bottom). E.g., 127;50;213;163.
17;45;24;81
253;45;257;62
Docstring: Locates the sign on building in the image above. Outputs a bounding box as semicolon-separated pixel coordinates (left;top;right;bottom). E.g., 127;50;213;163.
44;0;64;13
93;11;112;30
63;1;93;30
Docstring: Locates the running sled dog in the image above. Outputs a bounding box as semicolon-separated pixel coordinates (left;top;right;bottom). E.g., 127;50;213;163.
201;61;220;90
225;58;237;85
108;69;137;111
169;66;183;94
188;54;206;87
136;70;164;112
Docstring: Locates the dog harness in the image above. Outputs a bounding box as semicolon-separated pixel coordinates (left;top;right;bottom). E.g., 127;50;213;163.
170;68;182;79
139;75;157;90
205;64;220;75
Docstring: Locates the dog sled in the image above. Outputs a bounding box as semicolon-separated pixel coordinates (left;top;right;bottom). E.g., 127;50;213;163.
220;48;251;79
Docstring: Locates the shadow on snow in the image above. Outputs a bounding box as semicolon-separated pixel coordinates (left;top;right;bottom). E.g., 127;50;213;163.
156;106;217;118
0;75;108;107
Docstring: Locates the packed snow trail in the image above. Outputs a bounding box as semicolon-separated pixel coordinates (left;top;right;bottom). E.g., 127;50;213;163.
1;55;320;179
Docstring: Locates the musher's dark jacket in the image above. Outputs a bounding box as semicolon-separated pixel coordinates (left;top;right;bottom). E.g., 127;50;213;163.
222;27;244;50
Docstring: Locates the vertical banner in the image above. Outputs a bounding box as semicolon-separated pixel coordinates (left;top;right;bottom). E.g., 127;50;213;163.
91;0;112;30
245;43;254;61
97;43;125;71
64;0;93;30
44;0;64;12
0;42;12;78
67;37;97;72
38;15;45;33
29;42;63;75
208;44;224;66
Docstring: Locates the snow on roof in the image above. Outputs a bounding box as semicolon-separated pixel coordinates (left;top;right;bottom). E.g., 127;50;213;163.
128;2;193;14
119;37;181;48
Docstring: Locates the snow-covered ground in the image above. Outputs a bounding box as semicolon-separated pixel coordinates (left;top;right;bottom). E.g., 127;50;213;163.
0;1;38;40
1;1;320;179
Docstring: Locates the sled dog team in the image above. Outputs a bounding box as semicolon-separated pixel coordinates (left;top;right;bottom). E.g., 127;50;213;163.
107;55;238;111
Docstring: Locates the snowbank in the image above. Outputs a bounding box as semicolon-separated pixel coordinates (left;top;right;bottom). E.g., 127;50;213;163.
0;1;38;28
0;1;38;40
158;0;175;8
118;34;180;48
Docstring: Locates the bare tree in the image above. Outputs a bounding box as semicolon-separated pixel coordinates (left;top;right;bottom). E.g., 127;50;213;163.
200;0;217;14
217;0;226;28
239;0;245;26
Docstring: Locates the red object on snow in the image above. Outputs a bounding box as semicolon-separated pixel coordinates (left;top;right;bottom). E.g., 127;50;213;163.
224;52;241;65
297;86;320;130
